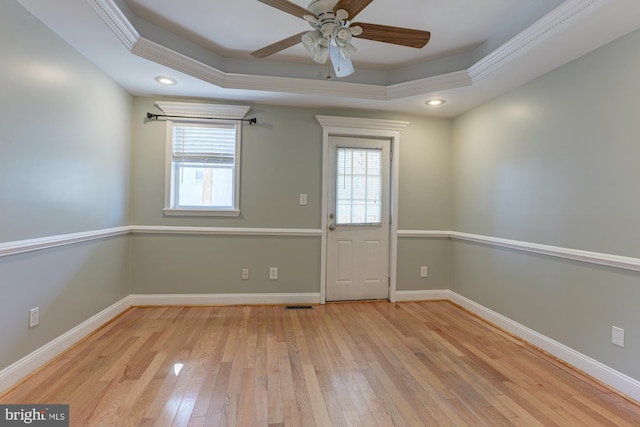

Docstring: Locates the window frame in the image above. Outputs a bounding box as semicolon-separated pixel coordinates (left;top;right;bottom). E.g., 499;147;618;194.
156;101;249;217
163;115;244;217
163;118;242;217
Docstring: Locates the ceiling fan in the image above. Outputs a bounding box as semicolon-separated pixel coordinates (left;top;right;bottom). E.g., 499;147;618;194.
250;0;431;77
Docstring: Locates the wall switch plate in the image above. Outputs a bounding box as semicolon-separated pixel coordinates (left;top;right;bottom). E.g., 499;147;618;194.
242;269;249;280
269;267;278;280
299;193;308;206
612;326;625;347
29;307;39;328
420;266;428;278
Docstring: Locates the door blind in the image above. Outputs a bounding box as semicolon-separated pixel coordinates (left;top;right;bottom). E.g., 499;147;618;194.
336;147;382;225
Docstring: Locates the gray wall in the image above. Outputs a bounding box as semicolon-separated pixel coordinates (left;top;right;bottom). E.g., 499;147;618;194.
0;1;131;370
130;98;452;293
451;29;640;380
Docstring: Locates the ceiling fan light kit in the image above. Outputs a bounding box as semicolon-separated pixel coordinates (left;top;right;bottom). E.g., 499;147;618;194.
253;0;430;78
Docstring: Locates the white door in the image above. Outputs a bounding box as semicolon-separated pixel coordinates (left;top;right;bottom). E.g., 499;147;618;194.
326;136;391;301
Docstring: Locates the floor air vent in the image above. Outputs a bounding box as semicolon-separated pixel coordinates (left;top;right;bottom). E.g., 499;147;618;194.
285;305;313;310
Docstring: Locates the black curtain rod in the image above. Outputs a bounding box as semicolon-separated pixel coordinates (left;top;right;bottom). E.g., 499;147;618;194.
146;112;257;125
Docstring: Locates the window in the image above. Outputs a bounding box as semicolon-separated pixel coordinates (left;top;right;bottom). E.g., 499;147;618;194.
160;102;249;216
335;147;382;225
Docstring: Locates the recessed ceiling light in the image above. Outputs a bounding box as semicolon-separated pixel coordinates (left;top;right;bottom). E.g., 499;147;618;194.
425;98;445;106
155;76;177;85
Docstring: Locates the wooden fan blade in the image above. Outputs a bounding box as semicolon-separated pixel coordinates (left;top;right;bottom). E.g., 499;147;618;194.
257;0;316;19
333;0;373;20
352;22;430;48
250;32;307;58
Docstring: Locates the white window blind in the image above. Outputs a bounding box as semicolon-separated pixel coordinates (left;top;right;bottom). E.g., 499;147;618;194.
336;147;382;225
172;123;236;164
169;122;239;210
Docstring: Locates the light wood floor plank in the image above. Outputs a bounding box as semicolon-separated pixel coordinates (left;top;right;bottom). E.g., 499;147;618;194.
2;301;640;426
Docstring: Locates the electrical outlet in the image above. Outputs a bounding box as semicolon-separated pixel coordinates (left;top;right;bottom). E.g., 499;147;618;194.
420;266;428;278
612;326;625;347
269;267;278;280
299;193;308;206
29;307;39;328
242;269;249;280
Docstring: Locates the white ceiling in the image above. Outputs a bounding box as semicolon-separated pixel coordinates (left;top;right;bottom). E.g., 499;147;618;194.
15;0;640;117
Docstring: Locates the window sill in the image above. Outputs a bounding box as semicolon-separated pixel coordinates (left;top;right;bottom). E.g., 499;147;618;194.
163;208;241;217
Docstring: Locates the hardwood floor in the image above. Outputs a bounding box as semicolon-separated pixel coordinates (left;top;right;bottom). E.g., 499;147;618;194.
2;301;640;426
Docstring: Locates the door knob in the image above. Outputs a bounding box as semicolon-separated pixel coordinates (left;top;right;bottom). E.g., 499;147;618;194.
329;224;335;231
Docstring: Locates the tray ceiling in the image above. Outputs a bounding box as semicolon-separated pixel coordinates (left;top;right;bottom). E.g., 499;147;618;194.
15;0;640;117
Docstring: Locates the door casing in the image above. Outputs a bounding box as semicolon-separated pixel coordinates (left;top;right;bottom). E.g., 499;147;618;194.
326;137;391;301
317;115;409;304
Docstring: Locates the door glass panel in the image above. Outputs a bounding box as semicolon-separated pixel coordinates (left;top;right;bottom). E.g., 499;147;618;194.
336;147;382;225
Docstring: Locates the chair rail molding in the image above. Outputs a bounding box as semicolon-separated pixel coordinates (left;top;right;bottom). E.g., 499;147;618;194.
0;227;130;258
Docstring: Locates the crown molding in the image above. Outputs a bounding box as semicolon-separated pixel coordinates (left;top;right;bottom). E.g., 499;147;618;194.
469;0;608;82
132;37;388;100
133;36;465;101
90;0;614;102
387;70;472;100
86;0;139;50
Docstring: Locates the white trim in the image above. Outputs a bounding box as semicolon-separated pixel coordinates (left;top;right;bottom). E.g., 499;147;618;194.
163;120;174;210
386;70;472;99
0;226;323;259
389;134;400;303
135;35;466;101
86;0;139;50
162;208;241;217
469;0;607;82
3;227;639;273
315;116;410;132
89;0;625;108
317;116;408;304
451;231;640;273
160;105;247;215
448;291;640;403
0;296;134;393
130;225;322;237
0;292;319;393
0;226;130;258
395;290;451;302
3;289;640;403
398;230;452;238
130;293;321;306
398;229;640;273
132;38;388;100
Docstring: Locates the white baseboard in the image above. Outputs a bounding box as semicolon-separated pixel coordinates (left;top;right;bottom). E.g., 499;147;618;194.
0;292;321;393
447;291;640;403
129;293;322;306
3;290;639;405
0;295;134;393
